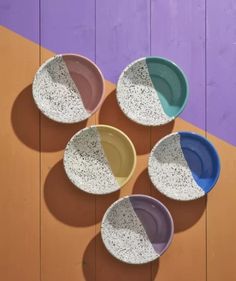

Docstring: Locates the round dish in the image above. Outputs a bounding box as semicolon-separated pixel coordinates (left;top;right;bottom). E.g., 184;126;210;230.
33;54;104;123
101;195;174;264
63;125;136;195
116;57;188;126
148;132;220;201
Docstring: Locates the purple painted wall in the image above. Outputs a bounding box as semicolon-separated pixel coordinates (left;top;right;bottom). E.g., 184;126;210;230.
0;0;39;42
207;0;236;146
0;0;235;146
151;0;206;134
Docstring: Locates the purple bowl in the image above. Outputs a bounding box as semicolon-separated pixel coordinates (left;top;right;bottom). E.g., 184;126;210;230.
101;194;174;264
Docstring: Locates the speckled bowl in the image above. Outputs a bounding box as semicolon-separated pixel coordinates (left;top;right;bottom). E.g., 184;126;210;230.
63;125;136;195
116;57;188;126
33;54;104;123
148;132;220;201
101;195;174;264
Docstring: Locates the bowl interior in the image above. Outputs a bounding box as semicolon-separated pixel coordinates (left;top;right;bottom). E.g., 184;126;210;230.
129;195;173;255
63;55;104;113
146;57;188;118
179;132;220;193
97;126;135;186
101;195;173;264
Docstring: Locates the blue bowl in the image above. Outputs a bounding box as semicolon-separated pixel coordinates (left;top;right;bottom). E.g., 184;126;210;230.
179;132;220;194
148;132;220;201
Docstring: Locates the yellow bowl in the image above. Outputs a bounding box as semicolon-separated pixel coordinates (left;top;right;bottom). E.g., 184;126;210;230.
64;125;136;194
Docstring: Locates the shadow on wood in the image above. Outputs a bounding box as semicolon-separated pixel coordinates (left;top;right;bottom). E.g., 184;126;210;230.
133;169;207;233
83;233;159;281
44;160;120;226
98;90;174;155
11;84;87;152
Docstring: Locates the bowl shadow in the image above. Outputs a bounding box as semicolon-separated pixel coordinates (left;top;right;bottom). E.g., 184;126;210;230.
83;233;159;281
133;169;207;233
44;160;120;227
11;84;87;152
98;90;174;155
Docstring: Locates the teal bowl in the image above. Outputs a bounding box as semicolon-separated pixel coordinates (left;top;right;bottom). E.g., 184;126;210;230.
117;57;189;126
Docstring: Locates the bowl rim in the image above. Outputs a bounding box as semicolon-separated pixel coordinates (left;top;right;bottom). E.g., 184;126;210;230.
63;124;137;195
116;56;189;126
101;194;174;264
148;131;221;201
32;53;105;124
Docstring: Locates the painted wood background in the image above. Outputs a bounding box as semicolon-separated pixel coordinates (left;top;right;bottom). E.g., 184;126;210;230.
0;0;236;280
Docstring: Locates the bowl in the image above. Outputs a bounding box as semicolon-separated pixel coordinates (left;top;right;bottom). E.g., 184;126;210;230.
33;54;104;123
63;125;136;194
101;195;174;264
148;132;220;201
116;57;188;126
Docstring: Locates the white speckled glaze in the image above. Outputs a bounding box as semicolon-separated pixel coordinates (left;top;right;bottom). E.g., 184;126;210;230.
63;126;120;195
101;197;159;264
116;58;173;126
148;133;205;201
33;55;89;123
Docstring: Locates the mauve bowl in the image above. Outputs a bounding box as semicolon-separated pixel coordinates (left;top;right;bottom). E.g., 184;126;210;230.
101;195;174;264
33;54;104;123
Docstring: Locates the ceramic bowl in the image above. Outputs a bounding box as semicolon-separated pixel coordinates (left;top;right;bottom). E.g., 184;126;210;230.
148;132;220;201
33;54;104;123
63;125;136;194
116;57;188;126
101;195;174;264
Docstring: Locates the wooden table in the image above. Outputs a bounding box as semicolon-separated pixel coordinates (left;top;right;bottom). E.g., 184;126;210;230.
0;1;236;280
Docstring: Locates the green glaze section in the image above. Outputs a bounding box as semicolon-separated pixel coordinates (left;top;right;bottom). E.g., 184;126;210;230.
146;57;188;118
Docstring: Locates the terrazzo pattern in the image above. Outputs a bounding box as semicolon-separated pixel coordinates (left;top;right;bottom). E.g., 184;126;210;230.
101;197;159;264
33;55;90;123
148;133;205;200
63;126;120;194
116;59;173;126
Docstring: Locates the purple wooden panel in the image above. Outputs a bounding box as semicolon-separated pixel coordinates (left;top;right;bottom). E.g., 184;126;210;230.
207;0;236;146
0;0;39;43
41;0;95;60
151;0;206;131
96;0;150;82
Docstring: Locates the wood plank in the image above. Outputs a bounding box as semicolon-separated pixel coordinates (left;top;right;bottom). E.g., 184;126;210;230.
96;0;151;82
0;26;40;281
151;119;206;281
95;1;152;279
207;135;236;280
40;1;96;278
41;0;95;60
95;83;153;281
151;1;206;280
207;1;236;279
206;0;236;146
40;48;96;281
150;0;206;132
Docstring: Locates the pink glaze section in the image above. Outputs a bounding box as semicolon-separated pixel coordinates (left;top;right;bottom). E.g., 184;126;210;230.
63;54;104;113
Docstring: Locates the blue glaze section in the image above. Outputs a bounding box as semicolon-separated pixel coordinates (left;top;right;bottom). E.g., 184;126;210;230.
179;132;220;193
146;57;188;118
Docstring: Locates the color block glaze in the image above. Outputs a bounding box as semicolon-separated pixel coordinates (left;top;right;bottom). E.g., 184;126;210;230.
117;58;173;126
148;133;205;200
33;55;90;123
64;126;119;194
117;57;188;126
101;197;159;264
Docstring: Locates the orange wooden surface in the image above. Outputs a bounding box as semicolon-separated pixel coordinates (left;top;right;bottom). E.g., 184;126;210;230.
0;26;40;281
0;26;236;281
